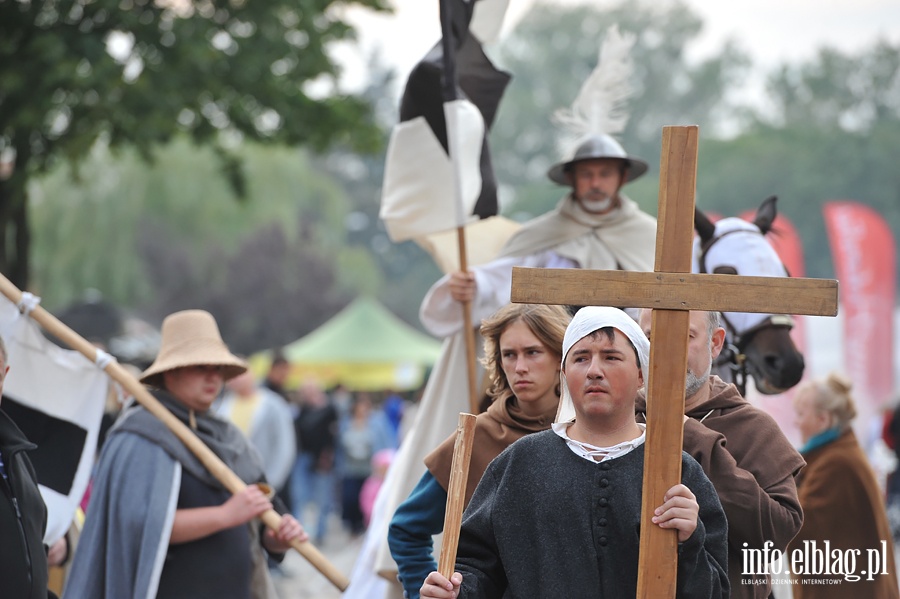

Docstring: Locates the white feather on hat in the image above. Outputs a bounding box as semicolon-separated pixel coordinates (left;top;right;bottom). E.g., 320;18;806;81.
546;25;648;185
553;24;637;156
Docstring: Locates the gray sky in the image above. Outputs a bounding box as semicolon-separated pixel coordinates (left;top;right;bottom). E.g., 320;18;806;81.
337;0;900;96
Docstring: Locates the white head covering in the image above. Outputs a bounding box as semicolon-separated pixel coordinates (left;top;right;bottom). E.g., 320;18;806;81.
556;306;650;423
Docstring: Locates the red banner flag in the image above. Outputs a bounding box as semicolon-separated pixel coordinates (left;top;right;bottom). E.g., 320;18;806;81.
824;201;896;432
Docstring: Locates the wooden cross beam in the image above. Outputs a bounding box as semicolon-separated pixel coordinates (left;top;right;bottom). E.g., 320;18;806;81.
510;125;838;597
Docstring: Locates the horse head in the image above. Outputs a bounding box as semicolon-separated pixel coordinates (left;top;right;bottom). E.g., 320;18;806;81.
693;196;805;395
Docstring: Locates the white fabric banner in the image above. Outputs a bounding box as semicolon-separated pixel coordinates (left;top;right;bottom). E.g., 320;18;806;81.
0;295;108;543
380;99;485;242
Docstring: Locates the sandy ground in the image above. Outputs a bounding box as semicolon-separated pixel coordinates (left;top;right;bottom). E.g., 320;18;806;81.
272;514;366;599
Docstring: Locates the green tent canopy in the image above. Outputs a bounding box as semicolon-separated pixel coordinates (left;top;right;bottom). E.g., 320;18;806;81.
261;297;443;391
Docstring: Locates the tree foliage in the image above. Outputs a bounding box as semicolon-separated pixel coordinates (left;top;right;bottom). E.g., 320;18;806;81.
20;1;900;350
138;218;351;355
31;139;348;303
31;139;376;353
761;40;900;130
0;0;388;287
698;40;900;281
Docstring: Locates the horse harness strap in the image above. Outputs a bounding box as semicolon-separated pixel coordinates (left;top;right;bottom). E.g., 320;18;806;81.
714;340;749;396
714;314;795;397
719;313;796;351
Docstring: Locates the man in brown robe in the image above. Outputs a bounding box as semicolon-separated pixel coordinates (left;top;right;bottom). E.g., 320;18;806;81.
639;309;805;599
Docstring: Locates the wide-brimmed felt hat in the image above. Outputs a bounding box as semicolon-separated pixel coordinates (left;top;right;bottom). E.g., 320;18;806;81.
140;310;247;385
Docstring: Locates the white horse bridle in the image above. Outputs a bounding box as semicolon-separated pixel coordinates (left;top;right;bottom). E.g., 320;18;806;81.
693;218;796;395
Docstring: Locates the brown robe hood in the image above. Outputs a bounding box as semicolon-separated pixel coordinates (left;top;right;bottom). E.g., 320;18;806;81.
424;394;555;507
637;375;806;599
635;375;805;492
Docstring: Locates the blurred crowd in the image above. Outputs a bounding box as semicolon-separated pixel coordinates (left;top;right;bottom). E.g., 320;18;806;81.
238;353;410;547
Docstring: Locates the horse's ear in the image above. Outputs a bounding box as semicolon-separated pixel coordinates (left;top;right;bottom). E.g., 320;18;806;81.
754;196;778;234
695;207;716;244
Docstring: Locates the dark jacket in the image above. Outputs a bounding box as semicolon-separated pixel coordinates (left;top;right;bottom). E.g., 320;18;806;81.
0;407;49;599
294;403;338;470
457;431;729;598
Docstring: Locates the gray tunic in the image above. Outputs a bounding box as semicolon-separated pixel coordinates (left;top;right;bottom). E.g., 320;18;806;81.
456;430;729;598
63;391;276;599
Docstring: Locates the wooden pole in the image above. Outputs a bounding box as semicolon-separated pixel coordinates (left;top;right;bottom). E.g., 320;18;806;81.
440;0;480;416
0;274;350;592
635;126;698;597
437;412;477;578
456;228;481;415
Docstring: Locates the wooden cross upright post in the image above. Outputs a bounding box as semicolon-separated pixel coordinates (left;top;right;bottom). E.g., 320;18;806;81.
509;125;838;597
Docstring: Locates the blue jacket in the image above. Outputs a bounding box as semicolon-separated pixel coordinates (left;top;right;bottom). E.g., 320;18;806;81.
388;471;448;599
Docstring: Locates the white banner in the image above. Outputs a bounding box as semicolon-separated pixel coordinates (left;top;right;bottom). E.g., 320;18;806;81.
0;295;108;543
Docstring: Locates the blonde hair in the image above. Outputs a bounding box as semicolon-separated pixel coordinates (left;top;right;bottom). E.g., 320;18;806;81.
801;371;857;430
480;304;571;404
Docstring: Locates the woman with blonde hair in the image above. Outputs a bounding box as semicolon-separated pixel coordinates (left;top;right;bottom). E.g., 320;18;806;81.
388;303;571;599
789;372;899;597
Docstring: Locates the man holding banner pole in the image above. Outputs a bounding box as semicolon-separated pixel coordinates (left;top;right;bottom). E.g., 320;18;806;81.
418;25;657;339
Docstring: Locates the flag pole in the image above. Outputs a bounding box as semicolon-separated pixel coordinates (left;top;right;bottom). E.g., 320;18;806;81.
440;0;481;415
0;273;350;592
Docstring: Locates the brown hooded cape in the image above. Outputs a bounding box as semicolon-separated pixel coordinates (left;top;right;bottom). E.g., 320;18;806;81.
636;375;806;599
424;394;555;507
788;429;899;598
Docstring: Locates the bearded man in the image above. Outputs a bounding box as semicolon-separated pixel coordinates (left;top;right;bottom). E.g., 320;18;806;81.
420;134;656;338
638;309;805;599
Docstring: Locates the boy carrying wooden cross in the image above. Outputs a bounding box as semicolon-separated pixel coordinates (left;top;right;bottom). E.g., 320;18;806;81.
420;306;729;598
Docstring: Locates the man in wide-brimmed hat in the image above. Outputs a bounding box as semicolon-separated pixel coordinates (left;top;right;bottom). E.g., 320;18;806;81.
420;131;656;338
65;310;307;599
419;27;657;339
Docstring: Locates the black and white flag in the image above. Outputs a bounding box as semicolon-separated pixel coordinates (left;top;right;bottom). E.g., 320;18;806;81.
0;295;108;543
380;0;512;242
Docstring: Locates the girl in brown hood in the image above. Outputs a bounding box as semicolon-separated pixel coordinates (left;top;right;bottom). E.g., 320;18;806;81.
388;303;570;599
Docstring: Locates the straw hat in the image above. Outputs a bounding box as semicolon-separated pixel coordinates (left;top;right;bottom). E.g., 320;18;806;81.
140;310;247;385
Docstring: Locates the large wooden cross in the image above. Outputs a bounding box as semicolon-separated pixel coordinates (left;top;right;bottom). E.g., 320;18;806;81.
510;126;838;597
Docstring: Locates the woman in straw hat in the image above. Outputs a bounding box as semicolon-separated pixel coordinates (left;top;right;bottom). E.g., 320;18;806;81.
64;310;307;599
